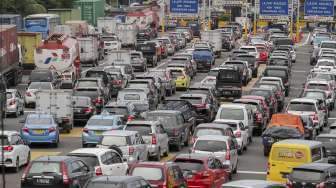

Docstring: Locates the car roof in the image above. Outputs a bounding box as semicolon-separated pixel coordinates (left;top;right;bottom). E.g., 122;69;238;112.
215;119;242;124
102;130;138;136
69;148;114;156
222;180;283;188
148;110;181;114
180;93;207;98
307;80;329;84
265;66;289;70
0;130;19;136
90;114;119;120
290;98;317;103
175;153;211;161
127;120;159;125
27;113;53;119
220;103;246;109
196;135;230;141
275;139;322;147
294;163;336;171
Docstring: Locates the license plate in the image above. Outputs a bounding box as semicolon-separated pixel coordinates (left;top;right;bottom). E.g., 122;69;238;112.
34;130;44;134
95;131;103;135
36;178;51;184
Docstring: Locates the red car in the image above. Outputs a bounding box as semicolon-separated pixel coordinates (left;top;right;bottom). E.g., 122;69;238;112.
173;153;229;188
129;162;187;188
256;45;268;63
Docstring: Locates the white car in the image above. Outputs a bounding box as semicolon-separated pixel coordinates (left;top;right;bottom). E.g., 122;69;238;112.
0;131;30;172
192;135;238;178
215;103;254;143
286;98;327;131
24;82;54;108
305;80;335;109
214;119;249;154
67;148;128;176
6;89;24;117
240;46;259;59
260;77;285;91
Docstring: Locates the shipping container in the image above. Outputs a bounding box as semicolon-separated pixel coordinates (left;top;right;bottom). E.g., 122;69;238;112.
65;20;89;37
17;32;42;69
73;0;105;26
48;8;81;24
0;25;22;86
0;14;23;30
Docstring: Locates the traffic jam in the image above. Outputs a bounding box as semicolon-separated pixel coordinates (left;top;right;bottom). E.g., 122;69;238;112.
1;2;336;188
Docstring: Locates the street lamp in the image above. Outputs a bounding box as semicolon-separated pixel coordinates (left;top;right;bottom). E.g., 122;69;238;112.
290;0;294;39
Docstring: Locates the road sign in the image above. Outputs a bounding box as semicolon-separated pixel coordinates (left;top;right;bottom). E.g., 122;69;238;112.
304;0;334;21
259;0;289;18
170;0;198;14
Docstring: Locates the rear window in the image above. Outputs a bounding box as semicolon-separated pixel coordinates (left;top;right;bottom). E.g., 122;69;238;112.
194;140;227;152
240;48;256;53
101;136;129;146
124;94;140;100
146;113;178;128
125;124;152;135
76;81;98;88
68;155;99;168
270;147;308;163
87;119;114;126
29;82;52;90
180;97;203;105
104;107;128;115
86;72;104;79
307;84;329;90
174;159;204;171
29;162;60;174
218;70;240;81
219;108;244;120
131;167;163;181
85;182;123;188
27;118;52;125
289;102;316;112
6;92;12;99
303;92;325;99
264;69;287;77
30;72;52;82
73;98;90;107
291;169;324;182
195;128;224;137
171;70;183;78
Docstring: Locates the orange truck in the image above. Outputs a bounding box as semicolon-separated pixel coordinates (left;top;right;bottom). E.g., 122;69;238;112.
268;113;305;134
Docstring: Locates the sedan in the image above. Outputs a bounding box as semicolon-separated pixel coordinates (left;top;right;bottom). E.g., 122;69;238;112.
6;89;24;117
20;113;60;147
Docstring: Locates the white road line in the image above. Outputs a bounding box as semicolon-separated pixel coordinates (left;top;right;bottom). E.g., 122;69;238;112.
237;170;267;175
24;110;36;113
153;60;169;70
303;32;311;46
292;70;307;73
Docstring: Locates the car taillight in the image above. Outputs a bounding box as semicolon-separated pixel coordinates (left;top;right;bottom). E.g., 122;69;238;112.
129;146;135;155
9;99;16;105
62;117;70;123
21;163;31;182
3;145;13;152
22;127;29;133
84;107;93;113
195;103;206;108
112;80;122;85
255;113;262;122
48;127;56;133
317;182;325;188
151;134;157;145
310;113;318;121
127;115;135;122
235;131;241;138
83;128;89;133
95;166;103;176
95;97;104;104
225;150;230;160
61;162;70;185
26;92;32;97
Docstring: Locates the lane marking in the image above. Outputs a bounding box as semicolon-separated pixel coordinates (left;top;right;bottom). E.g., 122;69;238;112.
24;110;36;113
31;151;61;160
160;153;176;162
237;170;267;175
60;127;83;138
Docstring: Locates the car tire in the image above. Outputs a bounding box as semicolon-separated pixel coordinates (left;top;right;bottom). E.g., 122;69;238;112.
82;143;88;148
20;107;24;115
167;89;172;97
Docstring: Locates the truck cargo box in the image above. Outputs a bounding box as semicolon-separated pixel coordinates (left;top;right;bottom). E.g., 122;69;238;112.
65;20;89;37
48;8;81;24
0;14;23;30
17;32;42;69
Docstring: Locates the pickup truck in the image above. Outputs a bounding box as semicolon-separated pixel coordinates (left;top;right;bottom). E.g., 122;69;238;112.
216;66;243;99
193;47;215;72
145;110;193;151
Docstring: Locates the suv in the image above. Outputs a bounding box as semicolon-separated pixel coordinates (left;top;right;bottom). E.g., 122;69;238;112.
21;156;93;188
216;66;242;98
262;66;291;96
124;120;169;161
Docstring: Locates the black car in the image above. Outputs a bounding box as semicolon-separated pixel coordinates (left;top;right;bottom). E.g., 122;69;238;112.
249;87;278;115
262;66;291;96
261;126;304;156
145;110;193;151
136;43;158;67
317;134;336;164
73;96;96;124
216;66;242;98
288;163;336;187
234;54;259;78
21;156;93;188
189;83;220;110
84;176;152;188
222;60;250;85
73;87;106;114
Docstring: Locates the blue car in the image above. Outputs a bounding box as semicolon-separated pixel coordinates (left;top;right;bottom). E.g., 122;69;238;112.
82;114;125;147
20;113;60;147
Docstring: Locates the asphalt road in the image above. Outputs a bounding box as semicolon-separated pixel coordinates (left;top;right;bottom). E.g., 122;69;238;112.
3;33;332;187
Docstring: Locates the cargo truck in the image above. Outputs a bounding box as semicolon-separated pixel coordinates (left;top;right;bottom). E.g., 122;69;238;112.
48;8;81;24
107;50;131;65
65;20;89;37
34;33;80;89
35;89;74;133
200;30;222;57
116;22;138;48
0;25;23;87
17;32;42;69
0;14;23;31
78;36;99;66
97;17;118;34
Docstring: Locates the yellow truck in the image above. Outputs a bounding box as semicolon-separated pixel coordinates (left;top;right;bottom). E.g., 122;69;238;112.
17;32;42;69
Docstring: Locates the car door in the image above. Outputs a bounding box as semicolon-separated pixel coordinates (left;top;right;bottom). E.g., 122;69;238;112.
100;151;128;176
213;158;227;186
10;134;23;165
239;122;248;146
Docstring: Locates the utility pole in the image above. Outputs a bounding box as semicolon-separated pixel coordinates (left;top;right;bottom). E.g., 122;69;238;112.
295;0;300;42
208;0;211;30
253;0;257;35
161;0;165;32
203;0;206;30
290;0;294;39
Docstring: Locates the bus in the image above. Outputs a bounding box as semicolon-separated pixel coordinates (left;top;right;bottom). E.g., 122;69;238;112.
24;14;60;39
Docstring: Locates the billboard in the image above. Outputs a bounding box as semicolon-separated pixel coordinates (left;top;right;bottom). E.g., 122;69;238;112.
304;0;334;20
259;0;289;19
170;0;198;14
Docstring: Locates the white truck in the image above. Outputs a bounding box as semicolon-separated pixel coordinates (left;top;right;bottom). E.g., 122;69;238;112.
78;36;99;66
97;17;118;34
54;25;72;36
35;90;73;133
200;30;223;57
115;22;138;48
107;50;131;65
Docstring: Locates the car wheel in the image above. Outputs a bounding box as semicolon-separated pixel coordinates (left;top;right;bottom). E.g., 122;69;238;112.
13;158;19;173
20;106;24;115
82;143;88;148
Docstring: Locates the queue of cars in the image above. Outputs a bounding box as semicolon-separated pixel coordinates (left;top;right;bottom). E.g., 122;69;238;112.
4;22;336;188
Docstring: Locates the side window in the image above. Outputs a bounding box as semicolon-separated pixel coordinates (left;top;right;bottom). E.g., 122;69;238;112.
239;123;244;130
214;159;223;169
103;152;114;165
208;159;216;169
17;135;25;145
11;135;19;145
111;152;122;163
71;161;81;173
172;166;183;180
77;161;89;172
158;125;165;134
312;148;322;162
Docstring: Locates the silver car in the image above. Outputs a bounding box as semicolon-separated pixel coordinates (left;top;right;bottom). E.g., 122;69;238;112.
124;120;169;161
222;180;286;188
6;89;24;117
98;130;149;163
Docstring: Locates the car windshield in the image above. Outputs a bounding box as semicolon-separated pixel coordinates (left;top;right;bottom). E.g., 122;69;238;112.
174;159;204;171
171;70;183;78
240;48;256;53
303;92;325;99
264;69;287;77
307;84;328;90
29;82;52;90
321;42;336;49
289;102;316;112
123;94;141;100
195;128;223;137
125;125;152;135
131;167;163;181
87;119;115;126
146;113;177;127
104;107;128;115
291;170;323;181
180;97;203;105
29;162;60;174
76;81;98;88
30;72;52;82
269;59;288;66
27;118;52;125
73;98;90;107
194;140;227;152
219;108;244;120
317;61;334;66
101;136;128;146
85;182;123;188
310;73;333;81
0;135;9;145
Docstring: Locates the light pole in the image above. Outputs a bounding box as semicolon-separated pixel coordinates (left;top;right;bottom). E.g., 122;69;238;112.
161;0;165;32
208;0;211;30
253;0;257;35
296;0;300;42
290;0;294;39
203;0;206;30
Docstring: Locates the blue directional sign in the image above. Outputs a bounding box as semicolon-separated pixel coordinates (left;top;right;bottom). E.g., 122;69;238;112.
170;0;198;14
259;0;289;16
304;0;334;18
